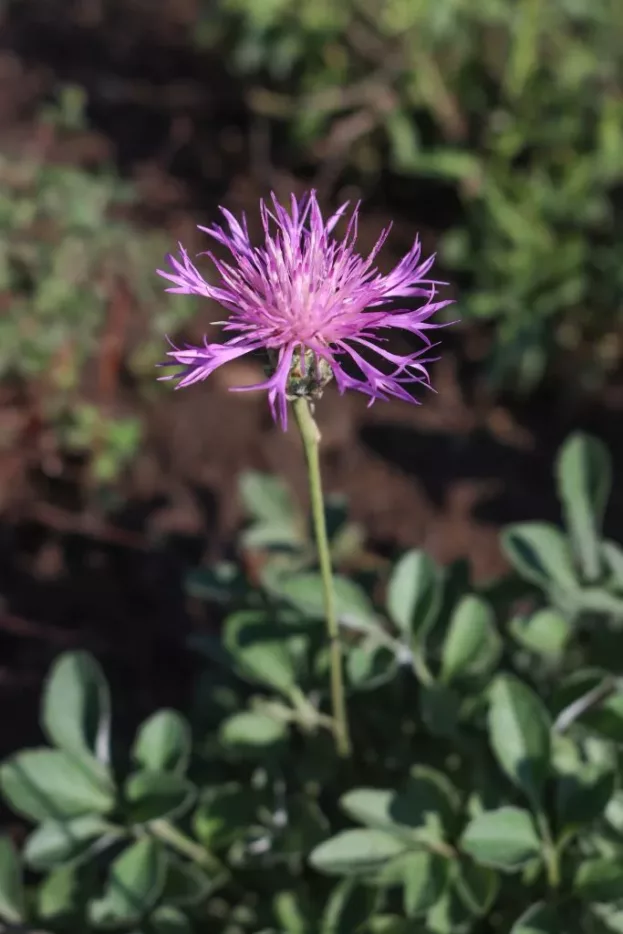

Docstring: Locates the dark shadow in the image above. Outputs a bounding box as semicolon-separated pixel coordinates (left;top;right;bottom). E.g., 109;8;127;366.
0;495;211;762
359;392;623;541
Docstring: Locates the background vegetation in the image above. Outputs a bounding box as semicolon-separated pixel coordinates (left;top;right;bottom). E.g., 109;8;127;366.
0;1;622;932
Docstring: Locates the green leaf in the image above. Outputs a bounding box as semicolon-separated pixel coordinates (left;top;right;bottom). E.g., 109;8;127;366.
185;562;248;605
37;864;79;921
488;675;551;806
0;837;25;923
269;572;378;630
132;711;191;775
386;550;442;642
460;807;540;871
400;851;447;917
0;748;115;821
590;902;623;932
510;608;572;659
240;471;298;526
239;471;304;550
419;684;461;738
605;790;623;835
340;788;395;830
41;651;111;769
577;691;623;743
602;540;623;590
501;523;578;591
441;596;501;682
273;889;311;934
386;110;421;173
552;669;605;718
341;770;459;847
161;856;211;908
453;858;499;916
309;830;408;877
193;782;259;851
367;918;420;934
224;611;298;697
276;794;329;860
390;767;460;845
125;771;195;824
150;906;192;934
574;858;623;902
24;815;115;870
408;149;481;183
556;433;611;582
510;902;560;933
89;838;166;926
551;671;623;740
347;640;398;692
219;710;287;753
320;879;376;934
556;760;615;832
426;885;473;934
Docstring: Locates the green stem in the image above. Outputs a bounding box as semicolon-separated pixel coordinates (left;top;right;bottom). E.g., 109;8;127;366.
293;397;351;758
149;819;224;876
536;810;560;889
411;647;435;686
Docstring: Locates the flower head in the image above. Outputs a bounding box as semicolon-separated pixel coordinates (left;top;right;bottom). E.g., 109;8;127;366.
158;191;453;428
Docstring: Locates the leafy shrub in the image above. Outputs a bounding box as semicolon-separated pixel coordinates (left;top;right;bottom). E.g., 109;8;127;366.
1;432;623;931
0;87;193;481
195;0;623;389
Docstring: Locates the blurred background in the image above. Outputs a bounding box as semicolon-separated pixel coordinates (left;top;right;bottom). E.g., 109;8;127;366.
0;0;622;747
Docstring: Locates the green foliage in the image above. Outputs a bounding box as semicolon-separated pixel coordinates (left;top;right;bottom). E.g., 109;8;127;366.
0;86;193;483
195;0;623;390
3;431;623;932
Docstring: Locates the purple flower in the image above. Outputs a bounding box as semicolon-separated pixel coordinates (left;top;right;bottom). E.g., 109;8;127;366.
157;191;453;428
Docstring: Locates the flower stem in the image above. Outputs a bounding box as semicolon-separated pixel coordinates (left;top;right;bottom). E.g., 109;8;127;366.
293;397;351;758
536;810;560;889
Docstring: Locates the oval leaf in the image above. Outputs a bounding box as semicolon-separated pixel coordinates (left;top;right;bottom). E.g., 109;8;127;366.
224;611;298;697
556;433;611;582
89;838;166;926
42;651;111;767
400;851;447;917
453;858;500;916
426;886;474;933
340;789;395;831
574;858;623;903
151;906;192;934
269;572;378;631
460;807;540;872
219;710;287;754
556;761;615;832
510;608;572;659
162;856;211;908
0;748;115;822
502;523;578;591
441;596;501;682
320;880;377;934
37;864;79;922
309;830;407;877
511;902;560;933
24;815;115;871
125;771;195;824
488;675;551;807
132;711;191;775
347;641;398;692
0;837;25;923
389;767;460;845
240;471;298;525
386;551;441;642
